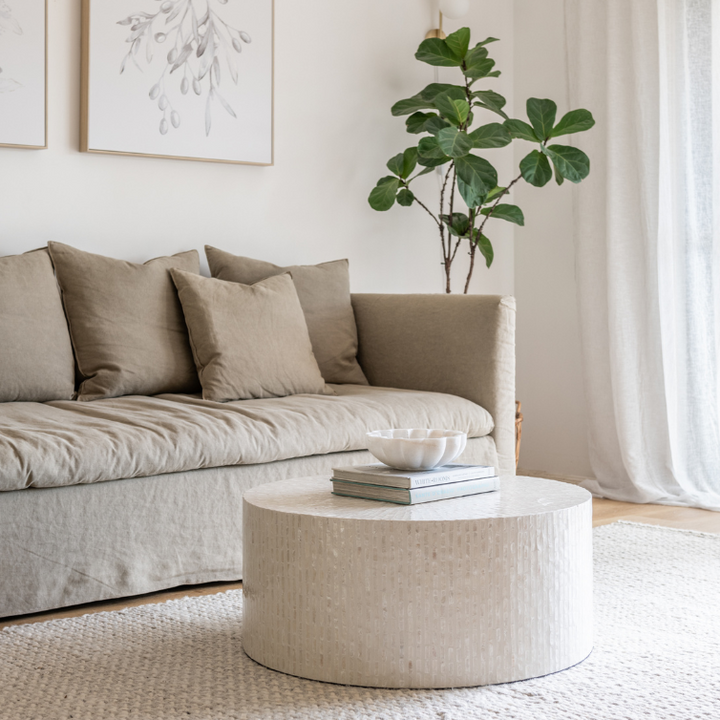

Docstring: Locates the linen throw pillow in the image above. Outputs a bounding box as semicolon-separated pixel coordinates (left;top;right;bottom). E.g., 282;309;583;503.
170;269;332;402
205;246;368;385
0;249;76;402
47;242;201;401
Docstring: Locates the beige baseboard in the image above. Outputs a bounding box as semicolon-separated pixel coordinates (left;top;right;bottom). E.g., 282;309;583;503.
517;469;595;486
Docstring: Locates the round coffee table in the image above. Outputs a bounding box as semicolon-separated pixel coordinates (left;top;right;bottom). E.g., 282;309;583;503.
242;475;593;688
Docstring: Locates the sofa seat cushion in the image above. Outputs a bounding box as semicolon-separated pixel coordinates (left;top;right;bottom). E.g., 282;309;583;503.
0;385;494;491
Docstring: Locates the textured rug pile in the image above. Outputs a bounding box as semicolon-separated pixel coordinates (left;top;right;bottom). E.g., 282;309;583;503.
2;522;718;719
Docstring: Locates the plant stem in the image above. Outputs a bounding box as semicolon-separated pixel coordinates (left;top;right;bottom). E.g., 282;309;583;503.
464;245;476;294
477;173;523;235
462;173;523;294
439;164;455;292
412;195;441;228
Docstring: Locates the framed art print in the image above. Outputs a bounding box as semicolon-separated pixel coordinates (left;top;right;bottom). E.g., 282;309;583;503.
81;0;273;165
0;0;47;149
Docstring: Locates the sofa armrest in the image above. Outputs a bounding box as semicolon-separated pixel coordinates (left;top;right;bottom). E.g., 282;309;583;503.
351;294;516;476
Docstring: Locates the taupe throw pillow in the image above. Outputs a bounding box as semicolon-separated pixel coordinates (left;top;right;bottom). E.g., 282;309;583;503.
170;269;332;402
205;246;368;385
47;242;201;401
0;249;75;402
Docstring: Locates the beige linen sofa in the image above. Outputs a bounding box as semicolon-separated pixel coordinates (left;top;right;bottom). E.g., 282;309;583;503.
0;246;515;619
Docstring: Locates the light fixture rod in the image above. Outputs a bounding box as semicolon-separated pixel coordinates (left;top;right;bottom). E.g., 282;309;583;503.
425;9;447;39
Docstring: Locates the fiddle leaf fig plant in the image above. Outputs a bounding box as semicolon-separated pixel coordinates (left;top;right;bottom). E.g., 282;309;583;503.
368;28;595;293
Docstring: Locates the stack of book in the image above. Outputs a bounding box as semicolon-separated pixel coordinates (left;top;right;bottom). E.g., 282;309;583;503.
330;463;499;505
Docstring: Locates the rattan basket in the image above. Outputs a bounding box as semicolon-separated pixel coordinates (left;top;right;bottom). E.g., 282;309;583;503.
515;400;523;468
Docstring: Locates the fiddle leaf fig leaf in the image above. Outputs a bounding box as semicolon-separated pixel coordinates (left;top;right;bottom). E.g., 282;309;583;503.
464;44;488;64
396;188;415;207
434;93;470;126
417;136;452;167
402;147;418;177
504;118;541;142
463;41;497;79
549;108;595;138
485;185;507;202
445;27;471;59
472;90;508;119
545;144;590;183
393;84;465;117
455;154;498;197
468;122;512;149
554;164;565;185
476;36;500;47
526;98;557;141
391;92;434;117
415;38;463;67
386;153;405;178
480;203;525;226
406;112;436;134
464;57;496;80
441;212;471;237
368;176;400;211
457;176;485;208
519;150;552;187
473;232;495;268
420;83;465;103
425;115;451;135
410;165;435;180
436;127;472;158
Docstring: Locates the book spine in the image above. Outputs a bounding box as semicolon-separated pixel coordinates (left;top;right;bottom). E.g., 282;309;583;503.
407;477;499;504
332;466;496;488
407;467;494;488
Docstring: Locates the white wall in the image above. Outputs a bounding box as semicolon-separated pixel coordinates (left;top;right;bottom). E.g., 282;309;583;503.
0;0;514;296
513;0;593;478
2;0;593;479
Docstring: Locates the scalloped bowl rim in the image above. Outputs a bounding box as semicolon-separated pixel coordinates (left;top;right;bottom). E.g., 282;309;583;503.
365;428;468;470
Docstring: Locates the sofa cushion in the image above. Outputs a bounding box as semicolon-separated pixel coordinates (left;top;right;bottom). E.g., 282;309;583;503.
0;249;75;403
171;269;331;401
0;385;494;491
205;246;368;386
47;242;201;401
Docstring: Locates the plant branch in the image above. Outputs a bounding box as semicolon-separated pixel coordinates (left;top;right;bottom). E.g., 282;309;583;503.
439;163;454;218
411;193;442;229
463;174;523;294
448;165;457;222
476;173;523;236
464;245;476;294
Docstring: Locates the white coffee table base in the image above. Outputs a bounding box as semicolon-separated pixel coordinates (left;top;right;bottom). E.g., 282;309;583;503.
243;476;593;688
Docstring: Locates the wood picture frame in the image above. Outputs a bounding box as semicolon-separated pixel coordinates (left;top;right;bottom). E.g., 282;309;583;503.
0;0;48;150
81;0;274;165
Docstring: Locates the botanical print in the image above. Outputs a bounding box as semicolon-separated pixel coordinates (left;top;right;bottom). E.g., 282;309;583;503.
0;0;46;148
117;0;253;137
0;0;22;93
84;0;273;164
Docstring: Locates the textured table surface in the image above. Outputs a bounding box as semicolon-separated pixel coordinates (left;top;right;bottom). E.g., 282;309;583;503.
243;474;591;520
243;475;594;688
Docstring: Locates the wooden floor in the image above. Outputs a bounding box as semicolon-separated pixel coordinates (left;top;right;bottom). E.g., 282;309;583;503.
1;496;718;631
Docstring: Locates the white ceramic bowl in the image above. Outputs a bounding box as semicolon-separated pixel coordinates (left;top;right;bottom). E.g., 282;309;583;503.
366;429;468;471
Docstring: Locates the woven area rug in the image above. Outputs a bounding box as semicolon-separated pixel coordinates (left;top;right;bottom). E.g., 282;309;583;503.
2;522;718;720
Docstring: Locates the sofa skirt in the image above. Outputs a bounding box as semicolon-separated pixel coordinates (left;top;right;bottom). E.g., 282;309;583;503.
0;437;496;618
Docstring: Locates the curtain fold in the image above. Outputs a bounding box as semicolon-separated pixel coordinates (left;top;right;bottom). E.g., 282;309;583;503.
565;0;720;510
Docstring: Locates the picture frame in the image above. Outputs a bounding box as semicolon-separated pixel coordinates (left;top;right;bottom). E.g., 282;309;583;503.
81;0;274;165
0;0;48;150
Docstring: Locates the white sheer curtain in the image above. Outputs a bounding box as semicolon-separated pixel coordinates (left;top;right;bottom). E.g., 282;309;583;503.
565;0;720;510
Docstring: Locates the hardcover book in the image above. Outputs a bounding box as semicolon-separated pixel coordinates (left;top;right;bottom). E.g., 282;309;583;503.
331;462;496;489
331;475;500;505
